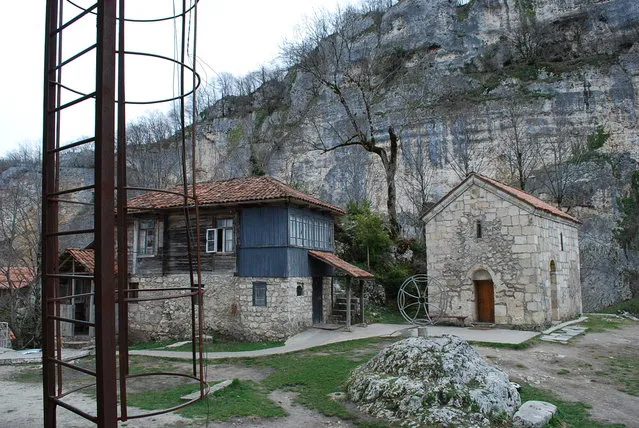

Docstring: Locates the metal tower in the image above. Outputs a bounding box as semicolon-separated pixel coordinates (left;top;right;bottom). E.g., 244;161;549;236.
41;1;207;426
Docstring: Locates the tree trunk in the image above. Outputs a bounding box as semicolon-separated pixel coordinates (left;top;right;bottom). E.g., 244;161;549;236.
386;127;400;237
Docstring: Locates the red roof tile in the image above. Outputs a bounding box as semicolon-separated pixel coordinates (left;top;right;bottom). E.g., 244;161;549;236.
0;267;35;290
476;174;581;223
62;248;119;274
308;250;374;279
127;176;345;215
65;248;96;273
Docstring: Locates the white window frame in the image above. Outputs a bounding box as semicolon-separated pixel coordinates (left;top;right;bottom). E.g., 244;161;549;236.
206;219;234;253
137;219;156;257
287;213;333;250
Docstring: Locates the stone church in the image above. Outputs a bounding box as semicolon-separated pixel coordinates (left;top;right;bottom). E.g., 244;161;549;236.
423;173;582;327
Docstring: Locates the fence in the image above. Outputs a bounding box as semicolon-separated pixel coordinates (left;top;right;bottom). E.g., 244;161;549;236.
0;322;11;349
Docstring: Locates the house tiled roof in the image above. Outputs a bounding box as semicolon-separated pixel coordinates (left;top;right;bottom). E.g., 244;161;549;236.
476;174;581;224
65;248;96;273
308;250;374;279
127;176;345;215
0;267;35;290
62;248;119;274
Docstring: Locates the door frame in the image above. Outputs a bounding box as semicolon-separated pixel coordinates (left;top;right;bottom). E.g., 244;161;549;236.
312;276;323;324
474;279;495;323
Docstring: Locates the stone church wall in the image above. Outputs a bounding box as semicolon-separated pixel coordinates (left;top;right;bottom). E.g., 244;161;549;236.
425;181;582;327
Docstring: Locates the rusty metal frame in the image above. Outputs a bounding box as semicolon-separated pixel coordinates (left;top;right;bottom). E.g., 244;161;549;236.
42;1;207;426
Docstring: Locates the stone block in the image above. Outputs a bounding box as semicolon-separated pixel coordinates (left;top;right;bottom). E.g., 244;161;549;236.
494;305;507;317
526;301;539;311
509;226;522;235
513;401;557;427
514;236;526;245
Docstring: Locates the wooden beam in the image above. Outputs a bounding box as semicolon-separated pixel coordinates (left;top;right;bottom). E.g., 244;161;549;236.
360;279;365;324
345;279;351;331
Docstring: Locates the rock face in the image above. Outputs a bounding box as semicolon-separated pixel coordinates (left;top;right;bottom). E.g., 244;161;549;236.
193;0;639;310
346;335;520;427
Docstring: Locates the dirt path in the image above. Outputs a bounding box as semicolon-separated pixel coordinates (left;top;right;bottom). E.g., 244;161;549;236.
196;391;352;428
0;366;191;428
2;323;637;427
0;363;349;427
476;322;639;426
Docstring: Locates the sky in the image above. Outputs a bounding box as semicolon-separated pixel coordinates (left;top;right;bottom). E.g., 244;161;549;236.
0;0;359;157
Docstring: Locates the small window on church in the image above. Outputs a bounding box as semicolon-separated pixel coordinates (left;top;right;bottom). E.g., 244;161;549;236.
560;232;564;251
476;220;482;238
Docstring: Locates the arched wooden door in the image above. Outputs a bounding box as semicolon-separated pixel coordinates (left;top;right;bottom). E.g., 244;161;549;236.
473;270;495;323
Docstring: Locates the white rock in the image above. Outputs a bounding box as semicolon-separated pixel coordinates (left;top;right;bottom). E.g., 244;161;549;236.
346;335;520;426
513;400;557;428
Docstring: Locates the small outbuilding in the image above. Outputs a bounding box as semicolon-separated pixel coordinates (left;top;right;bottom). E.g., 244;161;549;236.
423;173;582;327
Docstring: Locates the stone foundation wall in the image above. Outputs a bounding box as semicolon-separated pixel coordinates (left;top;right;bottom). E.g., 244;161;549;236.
425;181;582;327
128;273;325;341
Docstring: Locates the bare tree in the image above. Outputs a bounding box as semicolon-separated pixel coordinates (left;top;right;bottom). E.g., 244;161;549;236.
357;0;398;14
501;98;539;190
215;72;238;117
447;114;490;180
510;0;543;64
282;7;408;236
537;134;582;209
0;171;41;348
400;133;435;241
2;141;41;168
126;110;182;191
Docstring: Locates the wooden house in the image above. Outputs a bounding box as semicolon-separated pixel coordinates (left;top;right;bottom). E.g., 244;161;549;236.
125;176;373;341
58;248;112;338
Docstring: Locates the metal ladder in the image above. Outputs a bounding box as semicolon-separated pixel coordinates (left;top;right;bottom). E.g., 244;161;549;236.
42;1;118;426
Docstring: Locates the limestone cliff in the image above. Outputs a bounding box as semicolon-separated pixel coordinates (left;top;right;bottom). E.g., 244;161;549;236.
194;0;639;310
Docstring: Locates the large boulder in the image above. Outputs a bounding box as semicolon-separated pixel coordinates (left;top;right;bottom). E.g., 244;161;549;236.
346;335;520;427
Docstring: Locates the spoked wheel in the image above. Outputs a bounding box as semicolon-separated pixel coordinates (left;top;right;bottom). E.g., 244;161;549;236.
397;274;449;326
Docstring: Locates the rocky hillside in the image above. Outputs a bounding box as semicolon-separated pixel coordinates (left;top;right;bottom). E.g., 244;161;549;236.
194;0;639;310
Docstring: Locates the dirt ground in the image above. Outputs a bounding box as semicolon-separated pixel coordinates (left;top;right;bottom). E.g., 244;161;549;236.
1;322;637;427
475;322;639;427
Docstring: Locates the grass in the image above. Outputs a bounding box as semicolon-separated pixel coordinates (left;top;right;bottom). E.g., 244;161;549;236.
170;340;284;353
128;355;181;375
580;315;630;333
235;337;395;419
130;339;285;353
607;356;639;396
123;336;396;423
469;340;534;350
600;298;639;317
127;379;286;420
128;339;176;350
10;364;42;383
365;301;408;324
519;382;625;427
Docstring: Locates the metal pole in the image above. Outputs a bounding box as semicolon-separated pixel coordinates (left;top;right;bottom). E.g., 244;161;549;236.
94;1;118;426
42;1;60;425
116;0;129;420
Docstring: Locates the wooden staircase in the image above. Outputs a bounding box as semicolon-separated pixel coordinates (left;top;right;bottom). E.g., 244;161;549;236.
330;294;362;324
